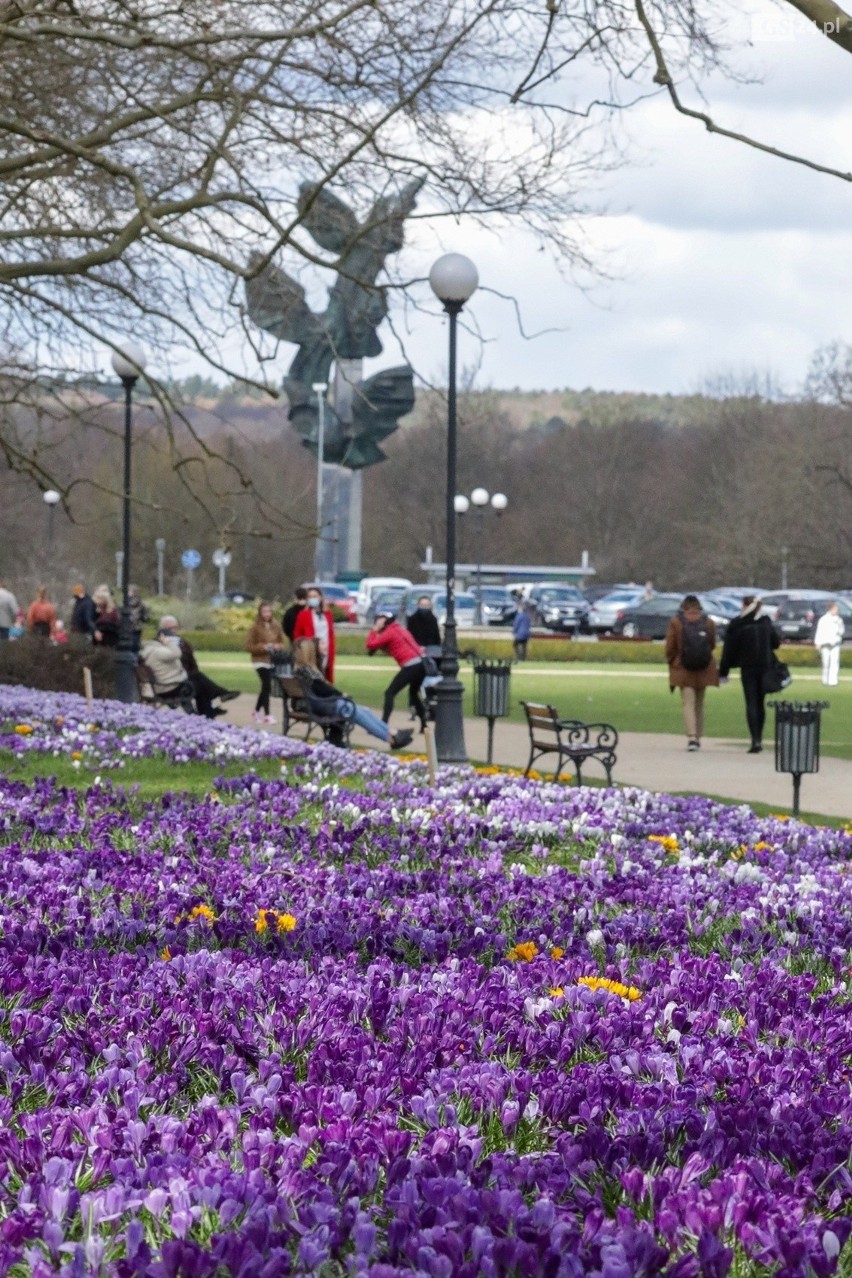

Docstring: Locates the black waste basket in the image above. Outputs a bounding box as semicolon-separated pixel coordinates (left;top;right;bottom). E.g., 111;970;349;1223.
472;659;512;763
772;700;828;816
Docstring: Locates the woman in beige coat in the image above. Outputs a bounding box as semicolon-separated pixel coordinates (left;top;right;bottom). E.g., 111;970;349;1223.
244;601;286;723
665;595;719;752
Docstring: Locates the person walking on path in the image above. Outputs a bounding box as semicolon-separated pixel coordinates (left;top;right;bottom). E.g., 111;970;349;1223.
26;586;57;638
292;586;336;681
158;615;240;718
512;596;531;661
92;586;120;648
70;583;96;639
0;581;18;641
719;596;780;754
245;601;286;723
366;611;427;732
665;594;719;752
282;586;308;642
814;602;844;687
292;639;414;750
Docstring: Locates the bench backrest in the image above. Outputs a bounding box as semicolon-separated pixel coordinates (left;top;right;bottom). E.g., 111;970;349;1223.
522;701;563;748
279;674;307;701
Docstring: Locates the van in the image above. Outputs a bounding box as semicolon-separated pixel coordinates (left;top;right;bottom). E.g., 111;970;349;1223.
355;576;413;623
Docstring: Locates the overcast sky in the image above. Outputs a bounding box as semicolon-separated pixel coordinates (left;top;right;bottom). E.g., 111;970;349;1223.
376;4;852;396
158;2;852;399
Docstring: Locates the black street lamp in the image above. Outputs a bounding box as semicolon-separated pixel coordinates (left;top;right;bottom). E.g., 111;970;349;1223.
429;252;479;764
43;489;60;549
456;487;509;624
110;341;147;703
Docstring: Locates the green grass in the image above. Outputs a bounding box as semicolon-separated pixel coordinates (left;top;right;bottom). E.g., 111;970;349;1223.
203;656;852;760
0;751;289;799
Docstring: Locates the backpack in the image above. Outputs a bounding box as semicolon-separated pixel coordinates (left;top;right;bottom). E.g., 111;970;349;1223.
680;614;713;671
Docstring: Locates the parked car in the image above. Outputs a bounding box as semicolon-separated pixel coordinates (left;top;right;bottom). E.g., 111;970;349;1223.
366;587;409;625
774;595;852;641
582;582;636;604
586;588;646;634
527;585;589;634
470;586;517;626
613;593;732;640
355;576;412;622
303;582;358;623
758;590;835;624
432;591;477;629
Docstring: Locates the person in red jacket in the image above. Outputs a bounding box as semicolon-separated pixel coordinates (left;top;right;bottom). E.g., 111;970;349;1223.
292;585;336;682
366;611;427;732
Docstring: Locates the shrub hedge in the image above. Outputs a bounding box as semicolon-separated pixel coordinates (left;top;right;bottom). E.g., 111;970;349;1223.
180;630;838;668
0;636;117;696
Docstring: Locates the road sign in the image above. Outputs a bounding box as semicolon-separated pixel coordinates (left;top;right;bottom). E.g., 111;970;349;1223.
212;548;232;568
181;549;201;570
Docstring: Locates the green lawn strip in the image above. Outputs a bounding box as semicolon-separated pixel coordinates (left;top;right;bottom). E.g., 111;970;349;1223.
202;655;852;758
2;747;847;832
0;751;291;799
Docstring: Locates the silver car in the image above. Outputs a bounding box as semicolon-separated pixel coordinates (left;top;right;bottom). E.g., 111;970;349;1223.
433;591;477;629
586;589;646;634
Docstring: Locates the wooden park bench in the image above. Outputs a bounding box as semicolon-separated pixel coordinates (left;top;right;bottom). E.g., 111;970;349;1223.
135;662;196;713
521;701;618;785
274;671;355;746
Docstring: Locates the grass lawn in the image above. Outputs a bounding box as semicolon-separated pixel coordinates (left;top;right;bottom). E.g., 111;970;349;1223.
0;750;289;799
0;747;847;831
203;655;852;760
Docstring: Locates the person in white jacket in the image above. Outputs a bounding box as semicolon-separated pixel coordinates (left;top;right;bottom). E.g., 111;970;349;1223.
813;602;845;687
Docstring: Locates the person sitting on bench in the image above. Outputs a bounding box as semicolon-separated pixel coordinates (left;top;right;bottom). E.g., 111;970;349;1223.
139;628;195;708
292;639;414;750
158;615;239;719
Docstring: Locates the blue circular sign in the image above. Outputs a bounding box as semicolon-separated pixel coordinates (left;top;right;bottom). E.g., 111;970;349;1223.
181;549;201;570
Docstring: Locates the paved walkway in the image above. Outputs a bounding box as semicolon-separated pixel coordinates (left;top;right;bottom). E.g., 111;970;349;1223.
219;693;851;819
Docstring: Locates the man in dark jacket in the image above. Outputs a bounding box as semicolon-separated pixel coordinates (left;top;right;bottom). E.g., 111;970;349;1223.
282;587;308;642
719;596;780;753
159;616;240;718
407;595;441;649
70;583;96;638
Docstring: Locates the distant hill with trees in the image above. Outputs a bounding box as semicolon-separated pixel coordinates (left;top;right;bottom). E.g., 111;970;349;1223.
2;363;850;602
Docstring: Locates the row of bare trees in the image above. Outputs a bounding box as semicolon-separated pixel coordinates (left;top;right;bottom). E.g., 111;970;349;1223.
2;374;850;606
4;0;852;528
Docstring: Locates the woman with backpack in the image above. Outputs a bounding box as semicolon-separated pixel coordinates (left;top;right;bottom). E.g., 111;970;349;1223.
665;595;719;752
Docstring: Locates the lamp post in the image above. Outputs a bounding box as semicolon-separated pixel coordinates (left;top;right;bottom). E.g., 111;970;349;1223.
312;381;328;581
43;489;60;549
155;538;166;596
429;252;479;764
111;340;147;704
455;489;509;624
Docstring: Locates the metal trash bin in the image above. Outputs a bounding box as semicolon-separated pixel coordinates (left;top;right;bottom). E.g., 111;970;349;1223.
472;659;512;764
772;700;828;816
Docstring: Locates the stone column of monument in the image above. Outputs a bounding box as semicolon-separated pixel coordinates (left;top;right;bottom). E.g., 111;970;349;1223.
330;358;364;576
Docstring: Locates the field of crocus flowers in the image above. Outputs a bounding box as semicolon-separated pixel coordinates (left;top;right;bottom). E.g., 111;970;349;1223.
1;687;851;1278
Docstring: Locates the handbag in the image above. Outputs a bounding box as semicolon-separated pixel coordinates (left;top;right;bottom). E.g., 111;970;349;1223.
762;657;792;695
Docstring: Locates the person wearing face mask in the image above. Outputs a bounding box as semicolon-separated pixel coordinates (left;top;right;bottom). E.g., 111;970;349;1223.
292;586;336;681
406;594;442;720
407;595;441;650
